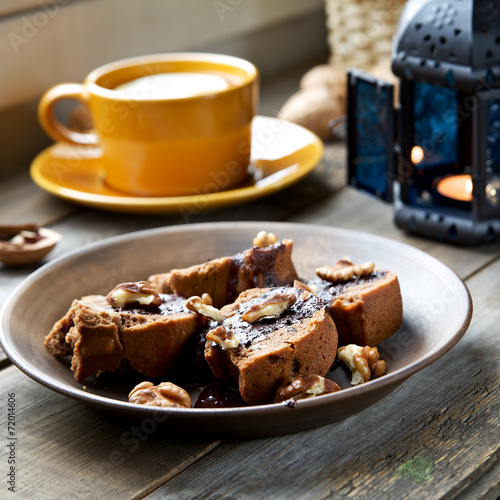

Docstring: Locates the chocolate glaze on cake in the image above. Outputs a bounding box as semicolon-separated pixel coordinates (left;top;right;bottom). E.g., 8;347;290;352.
313;271;389;297
194;382;248;408
204;285;338;405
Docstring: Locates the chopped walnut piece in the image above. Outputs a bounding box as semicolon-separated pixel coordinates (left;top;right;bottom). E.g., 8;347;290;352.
186;294;222;323
275;374;340;403
106;281;162;309
241;293;297;323
316;257;375;283
10;230;40;246
128;381;191;408
0;223;40;241
293;280;317;295
253;231;278;247
370;360;387;379
337;344;386;385
206;325;240;349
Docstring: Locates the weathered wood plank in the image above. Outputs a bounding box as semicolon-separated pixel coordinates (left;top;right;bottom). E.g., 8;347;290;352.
0;171;77;225
143;258;500;500
0;365;222;499
452;457;500;500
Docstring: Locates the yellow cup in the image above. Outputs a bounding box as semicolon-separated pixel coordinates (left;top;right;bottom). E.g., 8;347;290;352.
38;53;259;197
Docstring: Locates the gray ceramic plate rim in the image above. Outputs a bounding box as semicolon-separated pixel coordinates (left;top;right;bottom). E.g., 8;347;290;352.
0;222;473;434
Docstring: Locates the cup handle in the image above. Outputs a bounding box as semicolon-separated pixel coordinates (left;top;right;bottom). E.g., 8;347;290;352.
38;83;99;146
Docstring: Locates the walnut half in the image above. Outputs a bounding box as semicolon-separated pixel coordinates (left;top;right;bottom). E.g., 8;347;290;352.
128;381;191;408
275;374;340;403
253;231;278;247
241;293;297;323
316;257;375;283
106;281;162;309
337;345;386;385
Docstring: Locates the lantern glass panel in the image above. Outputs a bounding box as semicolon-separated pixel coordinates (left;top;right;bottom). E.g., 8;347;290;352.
413;82;458;168
406;82;467;211
347;71;394;201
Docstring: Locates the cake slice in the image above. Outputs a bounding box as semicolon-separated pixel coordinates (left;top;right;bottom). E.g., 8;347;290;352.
204;285;338;405
45;300;82;358
65;297;123;382
118;296;204;378
148;235;298;308
310;258;403;347
44;282;205;382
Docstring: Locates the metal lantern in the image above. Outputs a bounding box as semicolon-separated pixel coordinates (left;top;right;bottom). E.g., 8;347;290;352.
347;0;500;244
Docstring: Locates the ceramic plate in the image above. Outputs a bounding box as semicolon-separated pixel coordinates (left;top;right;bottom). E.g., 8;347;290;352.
0;222;472;438
30;116;323;214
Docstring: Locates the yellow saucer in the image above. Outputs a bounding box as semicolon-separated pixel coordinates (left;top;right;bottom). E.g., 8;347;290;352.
30;116;323;214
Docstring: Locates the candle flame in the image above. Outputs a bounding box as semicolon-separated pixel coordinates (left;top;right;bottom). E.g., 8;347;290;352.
466;178;473;195
436;174;473;203
411;146;424;164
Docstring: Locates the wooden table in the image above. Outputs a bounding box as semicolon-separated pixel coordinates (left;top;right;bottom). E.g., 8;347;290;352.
1;67;499;500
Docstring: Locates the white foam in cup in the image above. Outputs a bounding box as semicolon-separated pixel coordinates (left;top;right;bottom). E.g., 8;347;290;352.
114;72;232;99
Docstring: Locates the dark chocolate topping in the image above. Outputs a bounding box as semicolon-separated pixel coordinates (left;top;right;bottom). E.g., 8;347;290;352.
226;241;289;304
218;285;327;349
246;242;287;287
311;271;389;304
112;293;192;316
194;382;248;408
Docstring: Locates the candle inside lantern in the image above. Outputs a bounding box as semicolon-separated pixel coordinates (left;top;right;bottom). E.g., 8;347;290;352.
436;174;473;202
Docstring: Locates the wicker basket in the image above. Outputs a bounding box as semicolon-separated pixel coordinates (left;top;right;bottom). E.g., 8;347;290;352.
324;0;406;70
